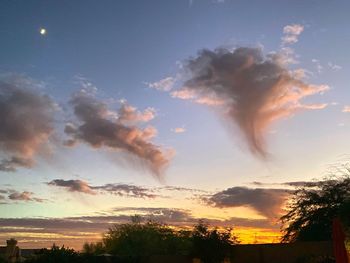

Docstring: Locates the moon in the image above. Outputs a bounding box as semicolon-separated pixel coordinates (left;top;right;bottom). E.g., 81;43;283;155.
39;28;47;35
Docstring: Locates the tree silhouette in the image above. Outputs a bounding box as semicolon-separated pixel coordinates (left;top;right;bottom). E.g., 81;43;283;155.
82;242;105;255
26;244;80;263
80;218;238;262
102;220;191;260
281;173;350;242
190;221;239;263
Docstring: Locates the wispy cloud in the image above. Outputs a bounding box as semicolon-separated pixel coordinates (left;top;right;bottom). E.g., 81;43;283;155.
328;62;342;71
48;178;212;199
47;179;96;195
0;157;33;172
205;187;291;219
159;185;208;194
171;127;186;133
0;189;44;203
342;106;350;113
212;0;225;3
118;103;156;124
312;59;323;74
145;77;176;92
64;89;173;177
93;184;158;198
281;24;304;45
8;191;44;202
250;180;327;188
172;47;328;156
48;179;158;198
0;75;56;172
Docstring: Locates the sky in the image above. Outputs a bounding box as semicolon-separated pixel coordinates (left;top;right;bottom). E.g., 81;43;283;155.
0;0;350;249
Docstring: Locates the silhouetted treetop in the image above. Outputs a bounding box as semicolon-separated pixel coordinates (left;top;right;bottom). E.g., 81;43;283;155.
281;170;350;242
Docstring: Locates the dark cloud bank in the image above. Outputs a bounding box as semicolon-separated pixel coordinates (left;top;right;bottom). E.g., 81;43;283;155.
206;186;291;219
48;178;292;220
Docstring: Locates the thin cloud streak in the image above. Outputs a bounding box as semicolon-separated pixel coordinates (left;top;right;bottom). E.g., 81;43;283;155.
47;180;96;195
0;189;44;203
48;179;158;198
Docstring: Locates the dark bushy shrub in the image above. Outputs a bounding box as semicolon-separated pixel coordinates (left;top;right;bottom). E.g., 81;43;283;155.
296;255;336;263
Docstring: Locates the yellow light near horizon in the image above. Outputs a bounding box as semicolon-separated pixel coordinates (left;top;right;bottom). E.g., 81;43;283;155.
234;227;282;244
39;28;46;35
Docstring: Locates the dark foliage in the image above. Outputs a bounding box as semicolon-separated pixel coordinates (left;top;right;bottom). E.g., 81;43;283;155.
25;219;238;263
296;255;336;263
82;218;238;262
25;245;81;263
102;220;191;259
281;173;350;242
190;221;239;263
82;242;105;255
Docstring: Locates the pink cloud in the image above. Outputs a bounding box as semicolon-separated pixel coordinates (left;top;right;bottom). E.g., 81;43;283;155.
173;47;329;156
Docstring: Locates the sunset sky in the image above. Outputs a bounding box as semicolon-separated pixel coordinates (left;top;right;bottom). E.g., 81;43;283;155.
0;0;350;249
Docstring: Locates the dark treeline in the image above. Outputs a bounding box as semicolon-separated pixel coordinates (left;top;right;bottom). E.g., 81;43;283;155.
11;174;350;263
24;220;238;263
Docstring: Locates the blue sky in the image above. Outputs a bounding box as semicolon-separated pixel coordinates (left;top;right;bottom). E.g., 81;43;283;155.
0;0;349;248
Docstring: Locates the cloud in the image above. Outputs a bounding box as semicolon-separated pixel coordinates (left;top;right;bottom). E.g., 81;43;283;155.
250;179;342;190
0;207;271;232
172;47;328;156
0;157;33;172
48;178;212;198
145;77;176;92
47;179;96;195
171;127;186;133
118;103;156;123
251;180;325;188
171;89;224;106
112;207;193;223
312;59;323;74
48;179;158;198
0;189;45;203
282;181;320;187
0;75;55;172
93;184;158;198
64;90;173;177
206;187;291;219
270;47;299;65
0;207;276;248
328;62;342;71
342;106;350;113
282;24;304;45
159;185;208;193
